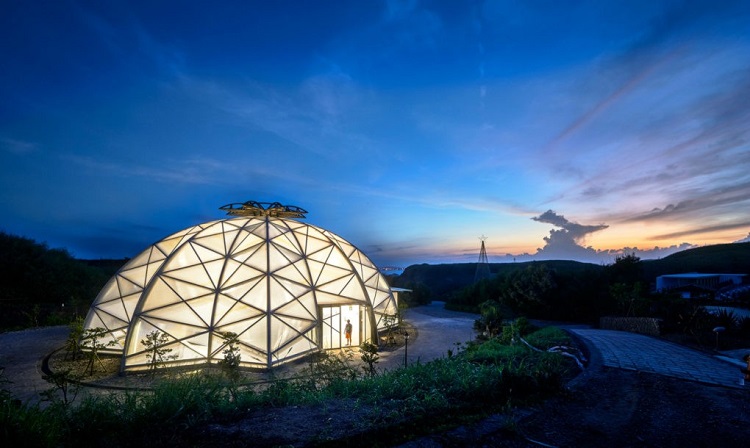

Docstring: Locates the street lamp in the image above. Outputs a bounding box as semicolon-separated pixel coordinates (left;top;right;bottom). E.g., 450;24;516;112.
713;326;725;351
403;331;409;367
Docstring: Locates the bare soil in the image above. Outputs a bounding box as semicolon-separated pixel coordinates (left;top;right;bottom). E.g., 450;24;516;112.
184;366;750;448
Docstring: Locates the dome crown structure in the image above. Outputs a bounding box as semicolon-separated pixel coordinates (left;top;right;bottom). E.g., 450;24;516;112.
83;201;398;372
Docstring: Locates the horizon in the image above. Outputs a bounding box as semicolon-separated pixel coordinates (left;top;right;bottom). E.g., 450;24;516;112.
8;228;748;271
2;1;749;268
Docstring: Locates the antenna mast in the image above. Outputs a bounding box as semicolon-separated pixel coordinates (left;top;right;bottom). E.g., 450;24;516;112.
474;235;490;282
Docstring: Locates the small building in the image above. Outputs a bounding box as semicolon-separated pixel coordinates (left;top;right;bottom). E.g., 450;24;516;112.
655;273;746;298
82;201;400;372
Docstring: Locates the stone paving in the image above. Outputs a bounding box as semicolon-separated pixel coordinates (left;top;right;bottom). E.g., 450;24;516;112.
570;328;748;389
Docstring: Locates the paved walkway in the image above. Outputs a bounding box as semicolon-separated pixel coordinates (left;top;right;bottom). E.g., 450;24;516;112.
0;325;70;403
570;329;748;389
2;307;747;404
378;301;478;370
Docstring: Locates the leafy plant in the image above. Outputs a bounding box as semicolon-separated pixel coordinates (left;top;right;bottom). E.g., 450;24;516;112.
41;368;79;407
359;341;380;376
712;308;739;330
382;314;398;346
64;316;85;361
218;332;241;368
80;327;115;376
141;330;178;373
476;299;504;337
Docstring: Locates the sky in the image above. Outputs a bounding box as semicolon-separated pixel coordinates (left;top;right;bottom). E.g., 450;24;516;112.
2;0;749;268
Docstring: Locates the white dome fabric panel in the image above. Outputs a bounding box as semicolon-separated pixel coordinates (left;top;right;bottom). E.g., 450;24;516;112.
83;216;396;371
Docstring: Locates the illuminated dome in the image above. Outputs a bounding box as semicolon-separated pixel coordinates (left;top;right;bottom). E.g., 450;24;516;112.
83;201;398;372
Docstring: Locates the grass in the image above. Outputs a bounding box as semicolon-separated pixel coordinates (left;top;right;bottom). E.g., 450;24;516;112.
1;327;576;447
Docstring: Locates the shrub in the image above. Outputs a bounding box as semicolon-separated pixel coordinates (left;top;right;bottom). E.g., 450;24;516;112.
2;326;577;446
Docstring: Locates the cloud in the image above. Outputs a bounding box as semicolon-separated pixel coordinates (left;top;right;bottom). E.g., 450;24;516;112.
73;2;187;80
61;154;240;186
530;210;609;262
532;210;608;240
650;221;750;240
524;211;708;263
734;233;750;244
1;138;38;155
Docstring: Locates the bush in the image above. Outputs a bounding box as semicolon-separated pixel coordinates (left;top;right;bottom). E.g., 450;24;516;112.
2;327;577;446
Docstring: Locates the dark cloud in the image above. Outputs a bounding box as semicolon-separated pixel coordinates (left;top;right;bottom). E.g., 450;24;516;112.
650;221;750;240
531;210;609;262
532;210;608;240
627;180;750;224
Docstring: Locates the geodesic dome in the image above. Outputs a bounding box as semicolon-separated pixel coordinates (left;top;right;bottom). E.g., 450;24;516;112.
83;201;398;372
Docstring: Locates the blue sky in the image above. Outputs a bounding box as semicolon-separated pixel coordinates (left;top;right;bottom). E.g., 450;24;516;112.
2;0;749;267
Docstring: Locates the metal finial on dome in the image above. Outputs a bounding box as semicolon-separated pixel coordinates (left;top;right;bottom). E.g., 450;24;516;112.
219;201;308;218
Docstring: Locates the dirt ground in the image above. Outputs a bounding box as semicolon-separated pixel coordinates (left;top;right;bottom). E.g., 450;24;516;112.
188;361;750;448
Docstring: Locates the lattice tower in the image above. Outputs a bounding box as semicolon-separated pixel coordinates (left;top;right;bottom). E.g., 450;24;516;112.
474;235;491;282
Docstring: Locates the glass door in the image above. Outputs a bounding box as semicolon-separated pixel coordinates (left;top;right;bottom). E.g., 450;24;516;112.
321;305;361;349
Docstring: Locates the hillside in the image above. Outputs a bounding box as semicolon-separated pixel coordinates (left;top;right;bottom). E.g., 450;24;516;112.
392;260;602;301
391;243;750;301
642;242;750;278
0;232;119;331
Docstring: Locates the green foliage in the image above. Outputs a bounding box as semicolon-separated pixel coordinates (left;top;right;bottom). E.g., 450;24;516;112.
712;308;739;330
359;341;380;376
0;399;64;448
606;253;642;285
41;368;79;407
383;314;398;345
64;316;85;361
141;330;178;373
218;332;241;368
388;279;432;306
0;232;114;331
676;306;714;346
522;326;571;349
81;327;115;376
0;327;576;447
302;350;357;390
501;264;556;316
640;242;750;279
610;282;649;317
497;316;533;345
475;299;504;337
449;261;612;323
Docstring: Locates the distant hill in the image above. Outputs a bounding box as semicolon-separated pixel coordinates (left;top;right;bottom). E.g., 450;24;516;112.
0;232;116;330
392;260;602;301
80;258;129;278
391;243;750;301
642;242;750;278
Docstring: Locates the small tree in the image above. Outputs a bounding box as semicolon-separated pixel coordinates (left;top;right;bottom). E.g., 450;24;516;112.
383;314;397;345
611;282;648;317
141;330;178;373
477;299;504;337
80;327;114;376
359;341;379;377
0;367;12;405
42;368;79;407
64;316;85;361
218;332;241;381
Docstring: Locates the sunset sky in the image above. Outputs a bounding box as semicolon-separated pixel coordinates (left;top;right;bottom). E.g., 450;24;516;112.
2;0;749;268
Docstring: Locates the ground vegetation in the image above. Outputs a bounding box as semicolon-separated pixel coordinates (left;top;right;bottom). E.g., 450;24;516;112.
1;326;576;447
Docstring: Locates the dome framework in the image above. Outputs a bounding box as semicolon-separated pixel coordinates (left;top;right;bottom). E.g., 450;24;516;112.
83;202;398;372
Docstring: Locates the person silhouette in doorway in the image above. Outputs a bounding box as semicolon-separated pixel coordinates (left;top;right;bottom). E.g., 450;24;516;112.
344;319;352;346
